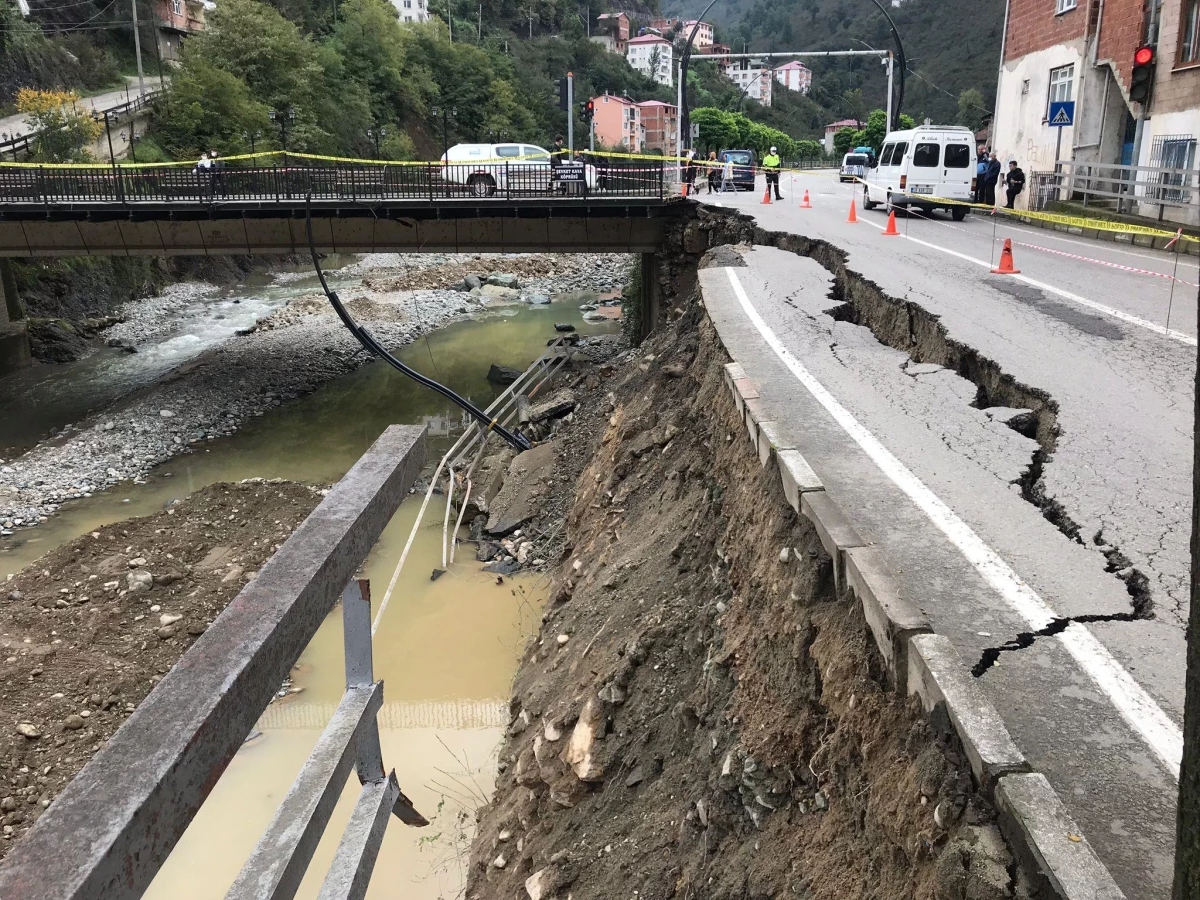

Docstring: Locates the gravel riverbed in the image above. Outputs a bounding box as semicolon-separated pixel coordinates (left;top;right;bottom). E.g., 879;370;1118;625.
0;252;632;536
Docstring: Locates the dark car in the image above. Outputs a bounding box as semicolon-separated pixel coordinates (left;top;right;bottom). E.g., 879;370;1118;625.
720;149;757;191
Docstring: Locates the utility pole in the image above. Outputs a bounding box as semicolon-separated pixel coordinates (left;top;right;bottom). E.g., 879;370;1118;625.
130;0;145;99
566;72;574;152
477;3;481;41
447;0;452;42
886;51;894;132
528;7;532;37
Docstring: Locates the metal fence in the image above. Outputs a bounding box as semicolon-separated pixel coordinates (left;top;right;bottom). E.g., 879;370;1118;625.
1029;159;1199;226
0;157;668;205
0;425;428;900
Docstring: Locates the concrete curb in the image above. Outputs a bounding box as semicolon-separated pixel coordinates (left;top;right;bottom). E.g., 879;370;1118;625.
995;773;1127;900
713;337;1127;900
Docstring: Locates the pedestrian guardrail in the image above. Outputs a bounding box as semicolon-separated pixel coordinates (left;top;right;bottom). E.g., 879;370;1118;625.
0;424;429;900
0;158;668;204
1030;159;1198;226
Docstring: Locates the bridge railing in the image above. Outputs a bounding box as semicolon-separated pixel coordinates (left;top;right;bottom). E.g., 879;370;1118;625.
0;158;668;204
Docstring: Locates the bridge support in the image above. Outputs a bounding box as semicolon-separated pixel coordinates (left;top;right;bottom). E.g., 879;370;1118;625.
640;251;662;340
0;259;31;377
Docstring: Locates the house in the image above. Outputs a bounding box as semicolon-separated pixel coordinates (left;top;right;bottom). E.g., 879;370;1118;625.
702;42;732;59
823;118;861;154
390;0;429;22
626;35;674;87
154;0;206;65
681;19;714;49
774;60;812;94
636;100;678;153
724;59;773;107
591;12;630;54
993;0;1199;222
591;94;645;152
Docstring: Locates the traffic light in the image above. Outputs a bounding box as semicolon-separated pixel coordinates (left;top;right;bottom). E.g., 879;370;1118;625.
1130;46;1155;104
556;78;569;111
584;100;595;121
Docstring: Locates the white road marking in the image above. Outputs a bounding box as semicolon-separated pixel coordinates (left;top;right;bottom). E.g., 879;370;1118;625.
723;265;1183;777
901;233;1198;347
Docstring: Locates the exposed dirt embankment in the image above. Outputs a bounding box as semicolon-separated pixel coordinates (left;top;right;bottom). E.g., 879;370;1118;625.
467;294;1031;899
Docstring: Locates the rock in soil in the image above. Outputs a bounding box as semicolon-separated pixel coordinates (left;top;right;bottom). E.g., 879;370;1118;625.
485;442;557;537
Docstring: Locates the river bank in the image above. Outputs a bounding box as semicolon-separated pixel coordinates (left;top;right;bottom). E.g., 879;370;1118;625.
0;252;632;537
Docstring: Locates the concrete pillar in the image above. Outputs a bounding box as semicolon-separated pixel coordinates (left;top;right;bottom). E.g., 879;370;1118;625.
640;251;661;341
0;260;32;376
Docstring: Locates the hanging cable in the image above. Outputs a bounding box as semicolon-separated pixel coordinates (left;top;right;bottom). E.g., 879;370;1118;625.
304;197;532;452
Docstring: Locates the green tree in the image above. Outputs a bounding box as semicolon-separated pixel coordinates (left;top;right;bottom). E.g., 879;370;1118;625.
691;107;737;151
957;87;986;132
16;89;102;162
154;57;272;157
833;126;858;158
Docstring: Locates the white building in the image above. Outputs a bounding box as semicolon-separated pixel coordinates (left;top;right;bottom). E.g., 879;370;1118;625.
774;60;812;94
390;0;428;23
681;19;714;49
626;35;674;88
724;60;773;107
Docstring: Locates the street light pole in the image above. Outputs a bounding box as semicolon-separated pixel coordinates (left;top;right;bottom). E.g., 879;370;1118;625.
679;0;721;155
130;0;146;99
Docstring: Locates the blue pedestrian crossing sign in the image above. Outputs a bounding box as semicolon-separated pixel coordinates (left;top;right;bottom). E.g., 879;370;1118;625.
1048;101;1075;127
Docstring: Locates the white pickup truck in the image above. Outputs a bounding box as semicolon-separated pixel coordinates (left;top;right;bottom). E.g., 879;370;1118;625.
441;143;598;197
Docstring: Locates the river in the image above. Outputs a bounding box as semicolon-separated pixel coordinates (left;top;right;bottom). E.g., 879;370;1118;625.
0;278;619;897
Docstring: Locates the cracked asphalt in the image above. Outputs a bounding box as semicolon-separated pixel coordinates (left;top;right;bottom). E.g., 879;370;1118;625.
698;176;1195;900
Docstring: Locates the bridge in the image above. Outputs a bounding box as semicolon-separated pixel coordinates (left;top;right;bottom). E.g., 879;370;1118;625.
0;160;685;256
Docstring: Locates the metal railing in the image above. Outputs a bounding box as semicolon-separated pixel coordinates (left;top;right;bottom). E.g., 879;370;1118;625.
0;424;428;900
1030;159;1199;225
0;158;669;205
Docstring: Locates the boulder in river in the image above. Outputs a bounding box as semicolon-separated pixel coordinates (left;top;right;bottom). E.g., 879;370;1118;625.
486;441;557;536
486;273;519;288
554;323;576;332
487;364;522;385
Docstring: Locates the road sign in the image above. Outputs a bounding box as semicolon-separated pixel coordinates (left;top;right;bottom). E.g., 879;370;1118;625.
1048;100;1075;127
690;123;700;139
552;161;586;185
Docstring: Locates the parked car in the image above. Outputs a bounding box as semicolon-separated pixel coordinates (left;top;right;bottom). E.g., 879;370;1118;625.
719;149;757;191
440;143;597;197
861;124;974;220
839;151;871;183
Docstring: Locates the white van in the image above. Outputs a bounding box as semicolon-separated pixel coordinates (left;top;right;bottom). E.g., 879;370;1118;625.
862;125;975;220
440;143;597;197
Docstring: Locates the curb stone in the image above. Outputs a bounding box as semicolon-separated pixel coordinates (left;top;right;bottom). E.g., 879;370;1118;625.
776;449;823;512
755;420;794;468
907;633;1028;792
994;773;1127;900
799;490;866;594
743;397;769;449
844;545;929;693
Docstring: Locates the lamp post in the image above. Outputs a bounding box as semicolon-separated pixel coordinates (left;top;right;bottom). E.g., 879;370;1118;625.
679;0;721;155
243;129;261;165
366;126;387;158
863;0;906;130
269;107;295;156
95;110;116;168
430;106;456;159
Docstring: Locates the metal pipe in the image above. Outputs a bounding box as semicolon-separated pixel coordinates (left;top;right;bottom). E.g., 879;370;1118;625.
992;0;1011;147
707;49;887;59
865;0;905;129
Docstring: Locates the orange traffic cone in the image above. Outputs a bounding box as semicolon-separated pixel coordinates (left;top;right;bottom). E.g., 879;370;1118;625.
847;198;858;223
681;180;689;197
882;210;900;235
991;238;1021;274
761;185;772;204
800;190;812;209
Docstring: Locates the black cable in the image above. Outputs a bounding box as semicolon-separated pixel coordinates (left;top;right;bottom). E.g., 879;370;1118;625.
304;198;532;452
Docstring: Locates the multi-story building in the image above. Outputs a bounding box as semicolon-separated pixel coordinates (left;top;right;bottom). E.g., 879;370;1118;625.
592;12;630;54
681;19;714;49
993;0;1199;222
823;118;861;154
154;0;206;64
591;94;645;152
636;100;678;153
724;59;773;106
626;35;674;87
774;60;812;94
390;0;429;23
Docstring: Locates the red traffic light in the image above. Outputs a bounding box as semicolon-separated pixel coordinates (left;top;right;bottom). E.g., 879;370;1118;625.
1134;46;1154;66
585;101;595;114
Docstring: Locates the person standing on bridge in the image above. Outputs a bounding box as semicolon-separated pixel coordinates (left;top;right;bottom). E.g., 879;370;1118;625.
209;149;225;198
1003;159;1026;209
762;146;783;201
550;135;565;193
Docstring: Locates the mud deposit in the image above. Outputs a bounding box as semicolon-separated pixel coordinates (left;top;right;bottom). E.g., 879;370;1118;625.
467;302;1031;899
0;480;321;851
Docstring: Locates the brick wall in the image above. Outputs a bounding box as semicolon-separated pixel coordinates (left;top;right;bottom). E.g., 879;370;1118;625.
1005;0;1089;59
1095;0;1145;94
1153;0;1200;113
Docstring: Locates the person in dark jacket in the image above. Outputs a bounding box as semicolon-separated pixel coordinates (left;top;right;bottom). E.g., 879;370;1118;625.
975;147;988;203
1004;160;1026;209
983;152;1002;206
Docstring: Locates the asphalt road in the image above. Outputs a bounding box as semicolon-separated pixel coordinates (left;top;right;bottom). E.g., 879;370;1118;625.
698;174;1195;899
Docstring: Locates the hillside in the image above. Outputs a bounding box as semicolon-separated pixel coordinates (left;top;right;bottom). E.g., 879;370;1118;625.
662;0;1005;126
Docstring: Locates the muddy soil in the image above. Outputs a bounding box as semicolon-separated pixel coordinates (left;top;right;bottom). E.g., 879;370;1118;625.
0;479;322;853
467;294;1031;899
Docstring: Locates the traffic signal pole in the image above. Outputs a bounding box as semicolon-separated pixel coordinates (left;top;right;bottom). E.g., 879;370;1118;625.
567;72;574;153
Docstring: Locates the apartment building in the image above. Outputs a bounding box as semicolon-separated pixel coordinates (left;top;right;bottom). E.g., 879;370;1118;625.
637;100;678;153
993;0;1199;222
774;60;812;93
591;12;630;54
154;0;206;64
591;94;645;152
724;59;773;106
390;0;429;23
626;35;674;87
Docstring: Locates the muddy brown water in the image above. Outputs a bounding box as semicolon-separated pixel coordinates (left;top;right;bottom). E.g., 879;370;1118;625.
1;300;618;896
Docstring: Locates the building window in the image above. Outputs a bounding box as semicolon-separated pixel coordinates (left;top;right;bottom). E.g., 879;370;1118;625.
171;0;181;14
1150;134;1197;201
1180;0;1200;65
1047;64;1073;115
1055;0;1076;12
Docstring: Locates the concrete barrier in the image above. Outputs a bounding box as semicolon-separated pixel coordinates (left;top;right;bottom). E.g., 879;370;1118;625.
844;546;929;693
799;490;866;594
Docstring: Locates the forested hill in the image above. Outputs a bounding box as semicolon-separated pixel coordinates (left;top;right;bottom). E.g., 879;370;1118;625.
662;0;1005;126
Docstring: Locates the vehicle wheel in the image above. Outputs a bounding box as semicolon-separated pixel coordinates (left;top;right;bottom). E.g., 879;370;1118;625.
885;192;894;213
467;175;496;198
862;184;878;210
951;206;967;221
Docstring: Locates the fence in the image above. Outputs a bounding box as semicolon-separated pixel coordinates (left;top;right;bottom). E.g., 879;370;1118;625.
0;157;668;204
0;425;428;900
1029;159;1199;227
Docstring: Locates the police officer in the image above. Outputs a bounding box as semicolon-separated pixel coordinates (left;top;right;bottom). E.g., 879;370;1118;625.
763;146;783;200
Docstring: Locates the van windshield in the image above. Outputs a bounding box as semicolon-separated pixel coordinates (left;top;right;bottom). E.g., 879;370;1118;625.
724;151;752;166
845;155;869;166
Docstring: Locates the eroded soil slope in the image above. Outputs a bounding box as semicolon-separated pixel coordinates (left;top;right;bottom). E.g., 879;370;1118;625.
467;295;1031;900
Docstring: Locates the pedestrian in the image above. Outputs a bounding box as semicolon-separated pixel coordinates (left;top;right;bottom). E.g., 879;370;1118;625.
706;150;719;193
720;152;735;193
550;135;565;192
984;152;1002;206
208;149;225;197
193;152;210;174
975;147;988;203
683;149;698;195
762;145;783;200
1003;159;1026;209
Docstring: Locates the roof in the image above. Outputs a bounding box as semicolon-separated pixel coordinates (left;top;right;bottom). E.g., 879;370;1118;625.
775;61;809;71
637;100;677;109
593;94;639;106
627;34;671;44
596;11;627;18
825;118;860;129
